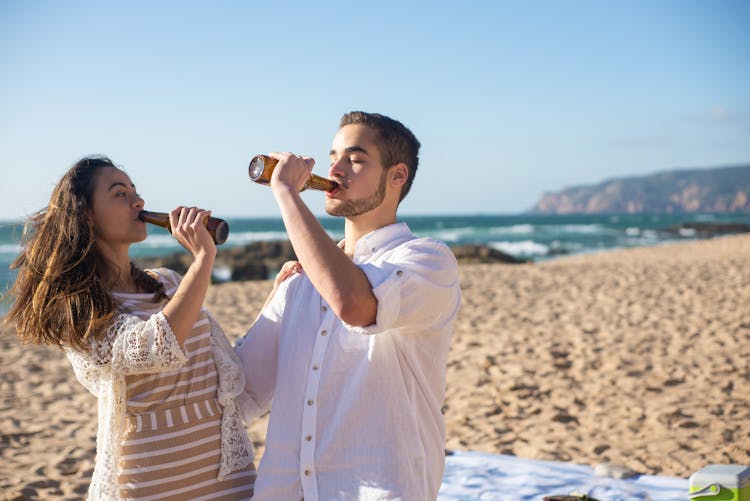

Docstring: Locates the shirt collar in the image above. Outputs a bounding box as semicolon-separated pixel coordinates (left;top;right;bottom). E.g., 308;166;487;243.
338;222;413;262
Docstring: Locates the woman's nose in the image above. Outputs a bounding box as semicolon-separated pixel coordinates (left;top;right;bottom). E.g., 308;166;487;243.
132;194;144;209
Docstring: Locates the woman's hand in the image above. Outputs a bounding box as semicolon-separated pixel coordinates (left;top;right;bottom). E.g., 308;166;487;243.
257;260;302;314
274;260;302;288
169;206;217;261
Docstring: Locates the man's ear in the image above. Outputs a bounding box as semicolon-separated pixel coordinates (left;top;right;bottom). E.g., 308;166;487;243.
389;163;409;188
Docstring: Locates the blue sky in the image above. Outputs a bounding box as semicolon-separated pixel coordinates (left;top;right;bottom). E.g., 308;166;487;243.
1;0;748;219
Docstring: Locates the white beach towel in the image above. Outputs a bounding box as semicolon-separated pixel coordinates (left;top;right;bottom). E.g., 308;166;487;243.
439;451;687;500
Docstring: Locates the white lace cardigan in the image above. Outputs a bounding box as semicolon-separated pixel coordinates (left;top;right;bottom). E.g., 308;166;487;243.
65;269;254;500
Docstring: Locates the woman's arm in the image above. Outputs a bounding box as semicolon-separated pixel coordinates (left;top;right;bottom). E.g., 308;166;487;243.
160;207;217;347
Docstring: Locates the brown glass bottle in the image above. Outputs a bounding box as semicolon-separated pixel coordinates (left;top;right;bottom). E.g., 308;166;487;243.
138;210;230;245
248;154;338;192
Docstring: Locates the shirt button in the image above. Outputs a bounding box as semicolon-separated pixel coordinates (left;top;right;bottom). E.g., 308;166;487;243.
321;330;327;336
307;399;314;406
312;365;319;371
396;270;403;276
304;469;311;476
305;434;312;441
321;305;327;312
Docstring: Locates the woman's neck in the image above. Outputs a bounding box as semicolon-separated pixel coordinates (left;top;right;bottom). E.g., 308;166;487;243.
96;243;138;293
100;261;139;293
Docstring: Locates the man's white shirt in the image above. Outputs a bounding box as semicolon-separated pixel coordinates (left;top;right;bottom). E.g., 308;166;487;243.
236;222;461;501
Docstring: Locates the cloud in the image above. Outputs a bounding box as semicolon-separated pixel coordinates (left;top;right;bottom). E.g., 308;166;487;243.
707;105;750;125
607;105;750;150
710;105;728;119
608;134;674;149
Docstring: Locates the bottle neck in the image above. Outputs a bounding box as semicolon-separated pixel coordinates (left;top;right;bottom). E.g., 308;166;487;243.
138;210;170;229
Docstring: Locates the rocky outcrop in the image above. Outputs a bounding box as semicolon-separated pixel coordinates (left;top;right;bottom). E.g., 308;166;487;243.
133;241;526;283
528;165;750;214
134;240;298;281
664;222;750;238
450;244;528;264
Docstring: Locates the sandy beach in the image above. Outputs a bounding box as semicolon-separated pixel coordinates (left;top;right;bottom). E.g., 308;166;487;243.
2;234;749;499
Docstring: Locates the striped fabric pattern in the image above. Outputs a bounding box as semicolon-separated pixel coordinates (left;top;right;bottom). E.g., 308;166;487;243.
114;291;255;500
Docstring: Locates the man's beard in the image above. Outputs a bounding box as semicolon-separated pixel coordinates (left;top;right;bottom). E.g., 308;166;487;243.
325;169;387;217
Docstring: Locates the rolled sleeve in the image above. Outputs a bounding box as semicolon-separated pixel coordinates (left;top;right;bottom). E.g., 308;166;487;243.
345;263;404;335
345;238;460;336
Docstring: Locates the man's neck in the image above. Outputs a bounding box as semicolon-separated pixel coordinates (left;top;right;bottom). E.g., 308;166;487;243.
342;212;397;258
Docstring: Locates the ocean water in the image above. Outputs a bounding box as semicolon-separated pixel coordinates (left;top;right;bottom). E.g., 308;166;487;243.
2;212;750;313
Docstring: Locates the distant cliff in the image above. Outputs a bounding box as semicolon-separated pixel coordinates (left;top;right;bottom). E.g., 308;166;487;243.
527;165;750;214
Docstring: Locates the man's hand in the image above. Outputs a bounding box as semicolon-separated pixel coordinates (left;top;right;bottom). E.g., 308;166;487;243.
268;152;315;193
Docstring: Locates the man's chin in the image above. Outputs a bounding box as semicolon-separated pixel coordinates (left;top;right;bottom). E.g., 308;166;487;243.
324;201;344;217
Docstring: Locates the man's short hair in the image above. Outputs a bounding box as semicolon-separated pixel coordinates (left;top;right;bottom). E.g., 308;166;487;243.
339;111;420;202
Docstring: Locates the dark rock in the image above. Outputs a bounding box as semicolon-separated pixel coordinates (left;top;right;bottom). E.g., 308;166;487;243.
664;222;750;238
229;260;268;281
133;240;526;284
219;240;298;280
133;240;299;282
450;244;528;264
134;254;191;276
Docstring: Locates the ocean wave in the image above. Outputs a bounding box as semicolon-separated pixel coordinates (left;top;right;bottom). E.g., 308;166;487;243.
137;234;178;248
213;265;232;282
131;229;348;254
226;231;291;245
427;227;478;242
624;234;664;246
549;240;585;252
0;243;21;254
430;224;537;241
693;213;718;222
489;224;535;235
625;228;661;240
489;240;550;257
551;224;608;234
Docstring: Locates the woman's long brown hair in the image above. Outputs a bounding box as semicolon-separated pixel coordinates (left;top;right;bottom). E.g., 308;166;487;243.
3;156;164;352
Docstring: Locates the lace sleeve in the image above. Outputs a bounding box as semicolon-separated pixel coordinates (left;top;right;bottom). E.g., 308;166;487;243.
74;311;187;377
108;311;188;375
65;348;103;397
65;311;187;397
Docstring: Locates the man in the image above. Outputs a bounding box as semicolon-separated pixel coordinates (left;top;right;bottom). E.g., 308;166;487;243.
236;111;461;500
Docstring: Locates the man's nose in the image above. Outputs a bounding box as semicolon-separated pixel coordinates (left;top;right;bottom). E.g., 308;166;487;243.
329;158;345;177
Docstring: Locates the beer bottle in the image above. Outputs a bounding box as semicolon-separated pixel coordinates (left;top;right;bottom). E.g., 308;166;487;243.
138;210;230;245
248;154;338;192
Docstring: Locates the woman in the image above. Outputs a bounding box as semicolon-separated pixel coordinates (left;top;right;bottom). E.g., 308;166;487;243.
4;155;283;499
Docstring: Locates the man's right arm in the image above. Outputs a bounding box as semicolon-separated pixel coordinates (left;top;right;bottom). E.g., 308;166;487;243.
269;153;378;327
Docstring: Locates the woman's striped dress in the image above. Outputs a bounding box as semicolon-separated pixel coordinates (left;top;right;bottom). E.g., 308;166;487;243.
113;290;256;500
